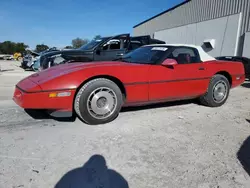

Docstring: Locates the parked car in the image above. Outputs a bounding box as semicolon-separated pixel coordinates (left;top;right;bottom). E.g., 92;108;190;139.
13;44;245;125
21;50;40;69
38;33;165;70
0;54;14;60
21;48;59;70
215;56;250;79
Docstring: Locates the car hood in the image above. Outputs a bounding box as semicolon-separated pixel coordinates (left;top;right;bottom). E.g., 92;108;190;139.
42;49;91;57
27;61;126;84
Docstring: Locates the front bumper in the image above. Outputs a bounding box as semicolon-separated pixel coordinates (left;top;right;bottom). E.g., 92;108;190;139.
13;86;76;111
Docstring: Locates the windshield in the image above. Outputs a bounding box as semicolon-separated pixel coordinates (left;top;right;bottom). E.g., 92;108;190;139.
121;46;170;64
78;37;109;50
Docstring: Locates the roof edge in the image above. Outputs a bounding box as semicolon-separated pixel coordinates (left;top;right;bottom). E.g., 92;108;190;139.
133;0;191;28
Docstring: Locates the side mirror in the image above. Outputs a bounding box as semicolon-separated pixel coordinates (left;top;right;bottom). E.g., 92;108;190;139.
162;59;178;66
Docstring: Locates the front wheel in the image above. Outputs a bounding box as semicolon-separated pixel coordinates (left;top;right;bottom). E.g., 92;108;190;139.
199;74;230;107
74;78;123;125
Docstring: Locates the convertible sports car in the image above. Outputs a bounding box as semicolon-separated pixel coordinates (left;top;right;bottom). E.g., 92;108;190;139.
13;44;245;125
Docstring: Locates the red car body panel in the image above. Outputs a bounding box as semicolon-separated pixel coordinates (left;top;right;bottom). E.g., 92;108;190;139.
17;76;42;92
13;87;75;111
13;60;245;112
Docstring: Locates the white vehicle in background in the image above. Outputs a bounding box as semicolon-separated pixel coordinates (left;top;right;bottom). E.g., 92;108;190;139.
0;54;14;60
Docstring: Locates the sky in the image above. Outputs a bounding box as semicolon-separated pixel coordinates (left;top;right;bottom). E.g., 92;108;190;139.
0;0;184;49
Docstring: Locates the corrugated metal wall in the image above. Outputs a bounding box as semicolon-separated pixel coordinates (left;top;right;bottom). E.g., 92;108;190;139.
133;0;250;36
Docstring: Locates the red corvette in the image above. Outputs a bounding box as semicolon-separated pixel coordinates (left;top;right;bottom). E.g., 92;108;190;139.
13;44;245;125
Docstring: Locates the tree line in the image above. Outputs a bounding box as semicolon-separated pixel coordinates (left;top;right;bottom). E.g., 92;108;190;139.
67;35;102;49
0;35;102;54
0;41;28;54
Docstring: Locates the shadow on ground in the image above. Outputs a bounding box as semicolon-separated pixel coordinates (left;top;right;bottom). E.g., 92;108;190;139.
24;99;195;123
237;135;250;176
54;154;129;188
241;81;250;88
19;66;35;71
121;99;195;112
121;100;195;112
24;109;76;122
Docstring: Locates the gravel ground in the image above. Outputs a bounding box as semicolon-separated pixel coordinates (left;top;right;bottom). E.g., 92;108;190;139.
0;60;250;188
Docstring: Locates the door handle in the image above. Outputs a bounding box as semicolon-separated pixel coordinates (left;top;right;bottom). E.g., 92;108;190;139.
199;67;205;70
116;53;124;56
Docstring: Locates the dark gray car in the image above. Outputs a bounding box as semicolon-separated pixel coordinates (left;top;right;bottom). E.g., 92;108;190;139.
39;34;165;70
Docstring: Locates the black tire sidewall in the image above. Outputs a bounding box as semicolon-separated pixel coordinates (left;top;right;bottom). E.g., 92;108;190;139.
77;79;123;125
206;75;230;107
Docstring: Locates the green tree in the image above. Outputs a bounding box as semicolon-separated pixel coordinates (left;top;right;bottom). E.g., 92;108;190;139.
93;35;102;40
71;38;89;48
15;42;29;53
64;45;73;49
0;41;28;54
35;44;49;53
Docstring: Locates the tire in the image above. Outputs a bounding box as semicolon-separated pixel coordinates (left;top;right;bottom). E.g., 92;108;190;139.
199;74;230;107
74;78;123;125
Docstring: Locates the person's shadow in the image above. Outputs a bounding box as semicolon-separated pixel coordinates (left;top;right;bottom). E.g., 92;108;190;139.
237;134;250;176
54;154;129;188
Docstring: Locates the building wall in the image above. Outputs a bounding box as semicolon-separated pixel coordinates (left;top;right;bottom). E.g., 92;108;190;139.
154;13;241;57
243;32;250;58
133;0;250;37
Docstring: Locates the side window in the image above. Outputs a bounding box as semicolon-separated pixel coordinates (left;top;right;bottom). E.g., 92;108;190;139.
170;47;200;64
102;44;109;50
101;39;121;50
130;36;149;46
128;41;143;51
109;40;121;49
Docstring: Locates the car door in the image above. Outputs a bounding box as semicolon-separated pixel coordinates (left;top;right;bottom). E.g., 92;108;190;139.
148;46;210;101
94;35;129;61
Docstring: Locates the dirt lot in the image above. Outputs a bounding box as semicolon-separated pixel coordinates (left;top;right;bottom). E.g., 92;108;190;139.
0;60;250;188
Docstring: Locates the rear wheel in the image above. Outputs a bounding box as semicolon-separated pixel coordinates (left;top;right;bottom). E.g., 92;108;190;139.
74;78;123;125
199;74;230;107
